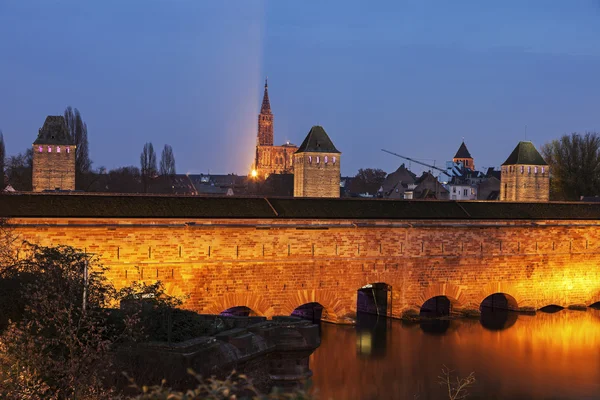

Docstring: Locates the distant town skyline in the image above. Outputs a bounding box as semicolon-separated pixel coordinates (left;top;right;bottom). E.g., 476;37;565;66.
1;0;599;176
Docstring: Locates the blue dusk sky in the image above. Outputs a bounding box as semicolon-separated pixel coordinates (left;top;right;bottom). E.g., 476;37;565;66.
1;0;599;176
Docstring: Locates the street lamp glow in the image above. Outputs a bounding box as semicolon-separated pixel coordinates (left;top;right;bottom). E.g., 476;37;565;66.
251;169;258;178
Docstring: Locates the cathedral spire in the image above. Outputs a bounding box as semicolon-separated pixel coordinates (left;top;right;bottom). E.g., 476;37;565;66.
260;77;271;115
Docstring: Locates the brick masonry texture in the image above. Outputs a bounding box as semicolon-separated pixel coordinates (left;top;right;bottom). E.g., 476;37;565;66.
294;152;340;198
32;144;76;192
500;165;550;202
9;217;600;322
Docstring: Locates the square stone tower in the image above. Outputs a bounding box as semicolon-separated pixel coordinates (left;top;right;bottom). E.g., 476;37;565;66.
500;141;549;202
32;116;76;192
293;126;341;198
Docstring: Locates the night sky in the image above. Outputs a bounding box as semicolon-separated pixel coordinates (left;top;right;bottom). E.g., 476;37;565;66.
1;1;599;176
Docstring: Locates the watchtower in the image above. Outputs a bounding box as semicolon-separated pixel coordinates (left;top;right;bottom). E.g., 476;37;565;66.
500;141;549;202
293;126;340;198
32;116;76;192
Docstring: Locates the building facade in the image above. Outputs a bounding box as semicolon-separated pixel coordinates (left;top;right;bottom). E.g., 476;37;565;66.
294;126;341;198
500;141;549;202
32;116;76;192
253;80;298;178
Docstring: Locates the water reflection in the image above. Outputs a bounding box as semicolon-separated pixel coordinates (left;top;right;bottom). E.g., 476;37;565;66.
480;309;518;331
355;313;387;357
419;318;451;335
311;308;600;400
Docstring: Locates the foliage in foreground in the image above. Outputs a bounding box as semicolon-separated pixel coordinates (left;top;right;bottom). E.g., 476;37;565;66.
128;370;314;400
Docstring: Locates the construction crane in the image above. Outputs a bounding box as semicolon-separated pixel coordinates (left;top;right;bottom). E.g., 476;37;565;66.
381;149;446;174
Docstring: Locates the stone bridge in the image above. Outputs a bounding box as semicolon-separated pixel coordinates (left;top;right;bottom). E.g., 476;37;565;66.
3;194;600;322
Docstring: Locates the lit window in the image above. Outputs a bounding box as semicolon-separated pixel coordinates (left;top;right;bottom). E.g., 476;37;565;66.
47;146;52;152
324;155;328;164
66;147;70;153
316;156;320;164
308;156;312;164
38;146;43;153
332;156;336;164
520;166;524;174
57;146;61;153
541;167;545;174
534;166;538;174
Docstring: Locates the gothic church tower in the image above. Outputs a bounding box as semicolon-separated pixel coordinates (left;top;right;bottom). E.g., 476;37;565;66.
253;79;298;178
257;79;273;146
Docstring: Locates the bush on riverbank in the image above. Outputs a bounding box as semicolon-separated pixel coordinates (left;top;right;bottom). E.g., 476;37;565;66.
0;242;192;399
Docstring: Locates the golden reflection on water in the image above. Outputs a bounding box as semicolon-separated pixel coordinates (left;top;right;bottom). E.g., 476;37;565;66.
310;309;600;400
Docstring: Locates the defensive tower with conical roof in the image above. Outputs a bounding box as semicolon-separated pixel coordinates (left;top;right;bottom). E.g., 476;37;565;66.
293;125;341;198
453;141;474;170
500;141;549;202
32;116;76;192
253;78;298;178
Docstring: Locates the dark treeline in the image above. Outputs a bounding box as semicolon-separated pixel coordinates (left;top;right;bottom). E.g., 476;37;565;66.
0;107;178;193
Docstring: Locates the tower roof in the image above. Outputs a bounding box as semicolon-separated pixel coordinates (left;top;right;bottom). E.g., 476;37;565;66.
33;116;72;145
454;141;472;159
295;125;340;154
260;78;271;114
502;141;547;166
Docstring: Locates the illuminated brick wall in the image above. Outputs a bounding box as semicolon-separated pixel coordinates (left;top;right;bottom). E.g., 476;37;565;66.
10;217;600;321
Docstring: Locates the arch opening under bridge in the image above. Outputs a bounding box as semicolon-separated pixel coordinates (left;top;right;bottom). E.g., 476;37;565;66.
357;282;392;317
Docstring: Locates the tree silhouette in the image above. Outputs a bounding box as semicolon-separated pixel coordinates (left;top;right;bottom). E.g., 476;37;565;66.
0;131;5;188
159;144;176;176
349;168;387;196
140;143;157;192
64;107;91;176
542;132;600;200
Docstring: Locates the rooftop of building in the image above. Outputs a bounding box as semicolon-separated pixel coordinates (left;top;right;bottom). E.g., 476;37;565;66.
33;116;73;145
296;126;340;154
2;193;599;220
502;141;548;166
453;141;472;159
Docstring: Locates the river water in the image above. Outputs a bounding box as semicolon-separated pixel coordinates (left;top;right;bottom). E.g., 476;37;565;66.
310;308;600;400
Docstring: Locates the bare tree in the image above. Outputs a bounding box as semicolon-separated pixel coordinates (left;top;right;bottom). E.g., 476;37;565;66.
542;132;600;200
140;143;157;192
5;148;33;191
349;168;387;196
64;107;92;175
0;131;5;187
438;365;476;400
159;144;176;176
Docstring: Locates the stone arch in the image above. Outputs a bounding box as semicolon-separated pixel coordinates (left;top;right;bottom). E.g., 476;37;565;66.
474;282;523;310
420;296;454;317
204;293;275;317
220;306;257;316
539;304;564;313
357;282;392;317
479;293;519;311
417;282;466;309
281;290;351;323
291;302;327;322
589;291;600;308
